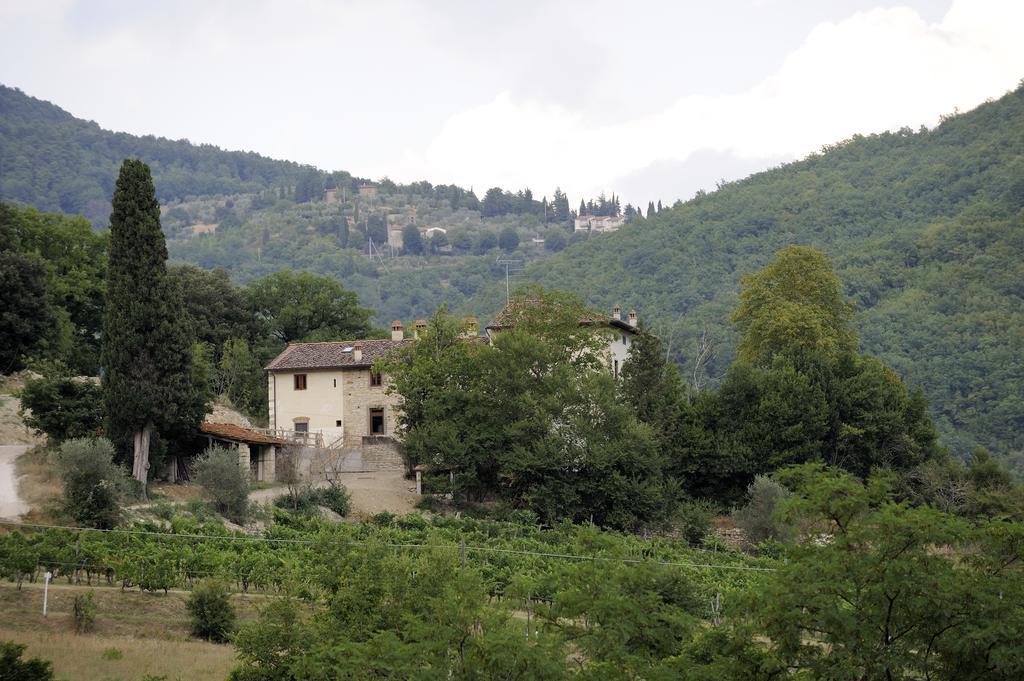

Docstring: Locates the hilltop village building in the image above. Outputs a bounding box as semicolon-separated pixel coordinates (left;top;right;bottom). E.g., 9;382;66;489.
574;214;625;233
264;307;640;452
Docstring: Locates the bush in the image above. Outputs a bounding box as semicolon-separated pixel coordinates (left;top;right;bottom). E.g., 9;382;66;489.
56;438;130;529
732;475;793;546
72;592;96;633
187;579;236;643
192;445;250;523
273;482;350;518
316;483;350;517
19;373;103;443
673;498;715;546
0;641;53;680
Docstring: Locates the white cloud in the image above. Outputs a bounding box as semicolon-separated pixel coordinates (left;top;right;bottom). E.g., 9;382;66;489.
404;0;1024;205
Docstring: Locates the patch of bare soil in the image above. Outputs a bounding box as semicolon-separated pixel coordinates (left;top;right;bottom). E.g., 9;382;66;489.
205;398;255;428
0;393;44;446
249;470;419;519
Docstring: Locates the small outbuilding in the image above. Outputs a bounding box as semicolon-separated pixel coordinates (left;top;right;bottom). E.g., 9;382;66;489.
194;422;288;483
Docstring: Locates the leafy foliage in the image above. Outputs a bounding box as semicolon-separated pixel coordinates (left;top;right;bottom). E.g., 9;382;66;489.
386;292;676;530
517;85;1024;464
0;642;53;681
187;578;236;643
191;445;251;523
101;160;204;482
247;269;373;343
55;438;130;529
18;373;103;443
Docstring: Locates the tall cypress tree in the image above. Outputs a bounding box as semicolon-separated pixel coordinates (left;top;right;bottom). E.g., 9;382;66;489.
102;160;198;494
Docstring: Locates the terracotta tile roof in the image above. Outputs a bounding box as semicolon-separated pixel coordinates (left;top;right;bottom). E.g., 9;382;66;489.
264;338;413;371
486;300;638;333
200;422;288;446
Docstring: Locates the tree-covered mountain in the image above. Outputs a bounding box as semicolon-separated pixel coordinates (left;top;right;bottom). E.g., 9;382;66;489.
481;82;1024;464
0;84;315;224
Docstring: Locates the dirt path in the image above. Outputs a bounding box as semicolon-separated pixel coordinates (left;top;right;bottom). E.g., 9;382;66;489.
249;470;419;518
0;444;29;519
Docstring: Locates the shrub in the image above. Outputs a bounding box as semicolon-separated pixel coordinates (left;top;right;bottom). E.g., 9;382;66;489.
274;482;350;518
72;592;96;633
19;373;103;443
316;483;350;517
673;498;715;546
187;579;236;643
0;641;53;681
101;648;123;660
732;475;793;546
56;438;130;529
192;445;250;523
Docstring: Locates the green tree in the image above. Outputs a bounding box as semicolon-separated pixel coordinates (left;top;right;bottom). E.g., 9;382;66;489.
544;229;567;252
19;372;103;443
745;464;1024;680
192;445;250;523
733;246;857;367
0;642;53;681
101;160;200;492
387;291;675;529
56;438;130;529
187;579;237;643
247;270;372;343
619;326;688;452
401;224;424;255
498;226;520;252
168;265;255;357
0;249;53;372
475;230;498;253
220;338;268;420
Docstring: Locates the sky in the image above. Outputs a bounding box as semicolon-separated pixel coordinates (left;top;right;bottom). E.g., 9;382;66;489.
2;0;1023;207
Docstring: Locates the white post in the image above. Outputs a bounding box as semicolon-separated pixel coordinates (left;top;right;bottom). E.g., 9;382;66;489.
43;571;52;616
416;469;422;495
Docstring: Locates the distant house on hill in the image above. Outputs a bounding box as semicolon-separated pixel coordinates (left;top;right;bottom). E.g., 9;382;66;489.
358;184;378;199
574;215;625;233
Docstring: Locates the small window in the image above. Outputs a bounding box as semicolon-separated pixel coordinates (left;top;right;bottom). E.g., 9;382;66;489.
294;421;309;433
335;419;342;427
294;374;307;390
369;408;385;434
370;370;382;387
333;378;337;388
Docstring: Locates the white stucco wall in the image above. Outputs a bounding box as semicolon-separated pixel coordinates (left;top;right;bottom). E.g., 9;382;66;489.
270;369;346;439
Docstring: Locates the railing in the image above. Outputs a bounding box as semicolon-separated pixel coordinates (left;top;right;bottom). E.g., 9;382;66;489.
254;427;325;449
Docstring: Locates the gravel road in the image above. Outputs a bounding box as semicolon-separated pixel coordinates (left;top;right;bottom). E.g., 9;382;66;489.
0;444;29;519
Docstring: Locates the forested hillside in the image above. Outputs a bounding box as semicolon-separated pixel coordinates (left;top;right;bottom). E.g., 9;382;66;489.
0;85;312;224
492;83;1024;463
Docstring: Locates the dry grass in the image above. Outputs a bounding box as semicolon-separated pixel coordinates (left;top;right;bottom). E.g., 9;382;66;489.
0;583;266;680
0;627;238;681
14;445;63;523
148;482;205;504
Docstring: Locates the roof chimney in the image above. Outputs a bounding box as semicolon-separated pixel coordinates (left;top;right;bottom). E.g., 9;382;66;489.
463;315;478;337
612;306;622;321
414;319;428;339
352;343;363;362
391;319;404;341
627;310;638;328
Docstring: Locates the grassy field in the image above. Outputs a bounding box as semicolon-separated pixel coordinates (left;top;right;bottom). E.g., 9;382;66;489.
0;583;265;681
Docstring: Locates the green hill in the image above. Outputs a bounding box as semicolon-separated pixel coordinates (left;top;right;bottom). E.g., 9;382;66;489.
487;83;1024;463
0;84;313;224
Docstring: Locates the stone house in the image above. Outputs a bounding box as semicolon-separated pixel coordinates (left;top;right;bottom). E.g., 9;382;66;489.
265;321;415;446
573;215;626;233
484;303;639;379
